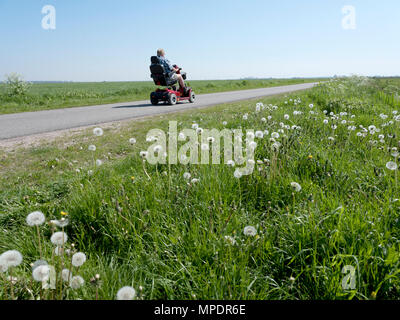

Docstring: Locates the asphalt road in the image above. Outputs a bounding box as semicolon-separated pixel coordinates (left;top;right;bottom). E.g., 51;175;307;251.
0;82;318;140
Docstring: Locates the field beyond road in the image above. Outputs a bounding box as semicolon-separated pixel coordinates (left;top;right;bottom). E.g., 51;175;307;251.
1;76;400;300
0;78;325;115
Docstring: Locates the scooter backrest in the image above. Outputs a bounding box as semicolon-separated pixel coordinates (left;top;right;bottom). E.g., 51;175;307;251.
151;56;160;64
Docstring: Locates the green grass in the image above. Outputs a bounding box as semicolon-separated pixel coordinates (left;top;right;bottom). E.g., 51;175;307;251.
0;78;324;114
1;76;400;300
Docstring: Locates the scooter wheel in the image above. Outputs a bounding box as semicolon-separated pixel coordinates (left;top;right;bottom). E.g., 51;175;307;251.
168;93;177;105
151;98;159;105
189;91;196;103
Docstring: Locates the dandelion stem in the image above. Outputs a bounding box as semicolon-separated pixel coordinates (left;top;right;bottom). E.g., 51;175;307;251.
1;273;8;300
9;267;14;300
142;161;152;181
36;225;42;259
59;227;65;300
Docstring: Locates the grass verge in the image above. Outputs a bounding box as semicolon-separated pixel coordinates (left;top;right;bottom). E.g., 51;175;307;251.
1;76;400;300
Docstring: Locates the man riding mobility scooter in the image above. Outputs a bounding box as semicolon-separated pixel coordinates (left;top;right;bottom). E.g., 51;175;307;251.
149;56;196;105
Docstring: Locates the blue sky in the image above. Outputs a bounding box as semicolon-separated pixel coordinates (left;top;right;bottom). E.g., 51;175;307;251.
0;0;399;81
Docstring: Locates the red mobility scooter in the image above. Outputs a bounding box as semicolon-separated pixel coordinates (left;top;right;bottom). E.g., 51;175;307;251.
149;56;196;105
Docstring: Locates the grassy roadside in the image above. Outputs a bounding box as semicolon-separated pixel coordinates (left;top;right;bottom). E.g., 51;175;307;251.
0;78;324;115
1;76;400;300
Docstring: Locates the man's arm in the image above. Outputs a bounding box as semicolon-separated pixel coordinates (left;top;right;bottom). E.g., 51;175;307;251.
166;59;178;73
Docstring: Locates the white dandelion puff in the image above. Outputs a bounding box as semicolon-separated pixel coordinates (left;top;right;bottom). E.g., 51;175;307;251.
386;161;398;171
96;159;103;166
290;182;302;192
234;169;243;179
183;172;191;180
129;138;137;145
246;132;255;139
139;151;148;158
224;236;237;245
50;232;68;246
70;275;85;289
72;252;87;267
271;132;280;139
93;128;104;136
255;131;264;139
117;286;136;300
249;141;257;150
243;226;257;237
227;160;235;167
0;250;23;268
32;265;50;282
271;142;281;152
26;211;45;226
88;145;96;152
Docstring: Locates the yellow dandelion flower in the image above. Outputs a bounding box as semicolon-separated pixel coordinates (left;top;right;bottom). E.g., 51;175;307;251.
61;211;68;216
308;155;313;159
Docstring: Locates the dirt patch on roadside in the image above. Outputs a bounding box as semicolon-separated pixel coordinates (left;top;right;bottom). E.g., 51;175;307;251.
0;121;126;152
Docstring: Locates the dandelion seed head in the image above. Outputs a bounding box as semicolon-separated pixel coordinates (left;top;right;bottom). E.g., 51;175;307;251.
88;145;96;152
183;172;191;180
93;128;104;136
386;161;398;171
139;151;148;158
290;182;302;192
50;232;68;246
227;160;235;167
271;132;280;139
224;236;237;245
117;286;137;300
32;260;48;271
26;211;45;226
0;250;23;268
70;275;85;289
32;265;50;282
243;226;257;237
234;169;242;179
129;138;137;145
72;252;87;267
